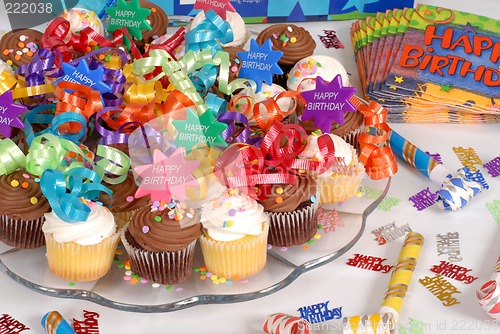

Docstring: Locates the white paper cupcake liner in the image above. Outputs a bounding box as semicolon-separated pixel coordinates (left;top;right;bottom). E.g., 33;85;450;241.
120;226;197;285
266;199;319;247
199;224;269;279
44;232;120;282
0;215;45;249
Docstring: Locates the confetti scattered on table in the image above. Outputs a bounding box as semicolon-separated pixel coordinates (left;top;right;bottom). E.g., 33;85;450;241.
436;232;462;262
346;254;394;273
486;199;500;223
419;274;461;306
430;261;478;284
298;300;342;324
453;147;482;172
409;187;438;211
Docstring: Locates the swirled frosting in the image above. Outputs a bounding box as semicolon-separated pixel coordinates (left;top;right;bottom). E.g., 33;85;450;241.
0;171;50;220
190;11;248;48
137;0;169;45
300;134;354;166
100;173;150;213
258;175;317;212
62;8;104;37
42;200;116;246
286;55;350;91
201;191;268;242
256;24;316;67
128;204;201;252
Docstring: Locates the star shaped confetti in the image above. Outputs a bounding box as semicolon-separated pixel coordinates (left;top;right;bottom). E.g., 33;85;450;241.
440;84;452;92
194;0;235;20
463;22;477;34
394;76;404;83
0;90;26;138
299;75;356;133
106;0;152;40
134;148;200;203
237;39;283;92
55;60;112;94
172;108;228;152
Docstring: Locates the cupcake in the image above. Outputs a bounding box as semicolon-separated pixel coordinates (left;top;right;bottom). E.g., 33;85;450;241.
99;172;150;230
0;28;43;68
121;201;202;285
256;24;316;87
189;11;249;48
134;0;169;52
258;174;319;247
200;190;269;279
300;134;364;204
42;199;120;281
0;171;50;248
287;55;364;150
61;8;105;41
210;45;246;100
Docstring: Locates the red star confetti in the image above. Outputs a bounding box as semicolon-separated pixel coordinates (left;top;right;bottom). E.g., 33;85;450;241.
194;0;236;20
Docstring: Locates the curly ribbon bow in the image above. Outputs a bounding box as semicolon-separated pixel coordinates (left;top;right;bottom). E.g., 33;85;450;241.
184;9;234;53
214;121;335;199
23;105;88;146
351;96;398;180
0;139;26;175
228;90;304;131
40;167;112;223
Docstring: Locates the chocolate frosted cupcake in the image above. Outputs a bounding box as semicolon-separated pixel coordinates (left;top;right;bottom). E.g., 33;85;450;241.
99;172;150;230
135;0;169;52
121;202;201;285
0;29;43;68
0;171;50;248
211;46;245;100
256;24;316;87
258;174;319;247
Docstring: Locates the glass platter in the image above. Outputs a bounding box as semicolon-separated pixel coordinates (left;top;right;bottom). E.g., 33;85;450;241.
0;177;390;313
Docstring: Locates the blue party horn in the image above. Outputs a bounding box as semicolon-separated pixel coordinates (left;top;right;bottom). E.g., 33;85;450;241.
41;311;75;334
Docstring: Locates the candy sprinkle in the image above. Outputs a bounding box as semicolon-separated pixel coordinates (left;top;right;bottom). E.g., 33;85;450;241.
21;182;29;189
126;196;135;202
310;195;316;203
142;226;150;233
10;180;19;187
154;216;162;222
30;197;38;205
275;187;284;194
275;197;283;204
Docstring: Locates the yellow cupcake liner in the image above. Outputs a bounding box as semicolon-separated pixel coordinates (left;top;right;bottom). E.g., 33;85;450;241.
199;224;269;279
44;232;120;282
113;209;139;231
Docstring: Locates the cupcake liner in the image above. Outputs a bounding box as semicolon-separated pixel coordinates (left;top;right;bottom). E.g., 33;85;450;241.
319;161;365;204
341;123;364;153
199;224;269;279
266;199;319;247
120;228;197;285
113;209;138;231
0;215;45;249
44;232;120;282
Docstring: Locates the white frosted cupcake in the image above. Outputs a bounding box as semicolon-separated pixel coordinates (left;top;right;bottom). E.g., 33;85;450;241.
61;8;104;41
200;189;269;279
42;199;120;282
286;55;350;91
300;133;364;204
189;11;249;48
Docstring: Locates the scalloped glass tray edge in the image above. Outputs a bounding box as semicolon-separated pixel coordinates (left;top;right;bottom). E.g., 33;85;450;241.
0;178;390;313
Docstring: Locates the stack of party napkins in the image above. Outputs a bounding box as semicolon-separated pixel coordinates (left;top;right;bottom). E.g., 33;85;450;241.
351;3;500;123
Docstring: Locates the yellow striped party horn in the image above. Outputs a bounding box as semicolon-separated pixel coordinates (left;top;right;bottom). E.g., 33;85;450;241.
343;232;424;334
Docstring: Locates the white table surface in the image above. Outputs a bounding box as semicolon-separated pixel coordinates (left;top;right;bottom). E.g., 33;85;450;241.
0;0;499;333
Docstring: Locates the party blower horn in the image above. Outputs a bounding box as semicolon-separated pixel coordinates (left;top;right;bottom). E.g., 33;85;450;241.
41;311;75;334
388;130;483;212
343;232;424;334
352;97;484;212
476;256;500;319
